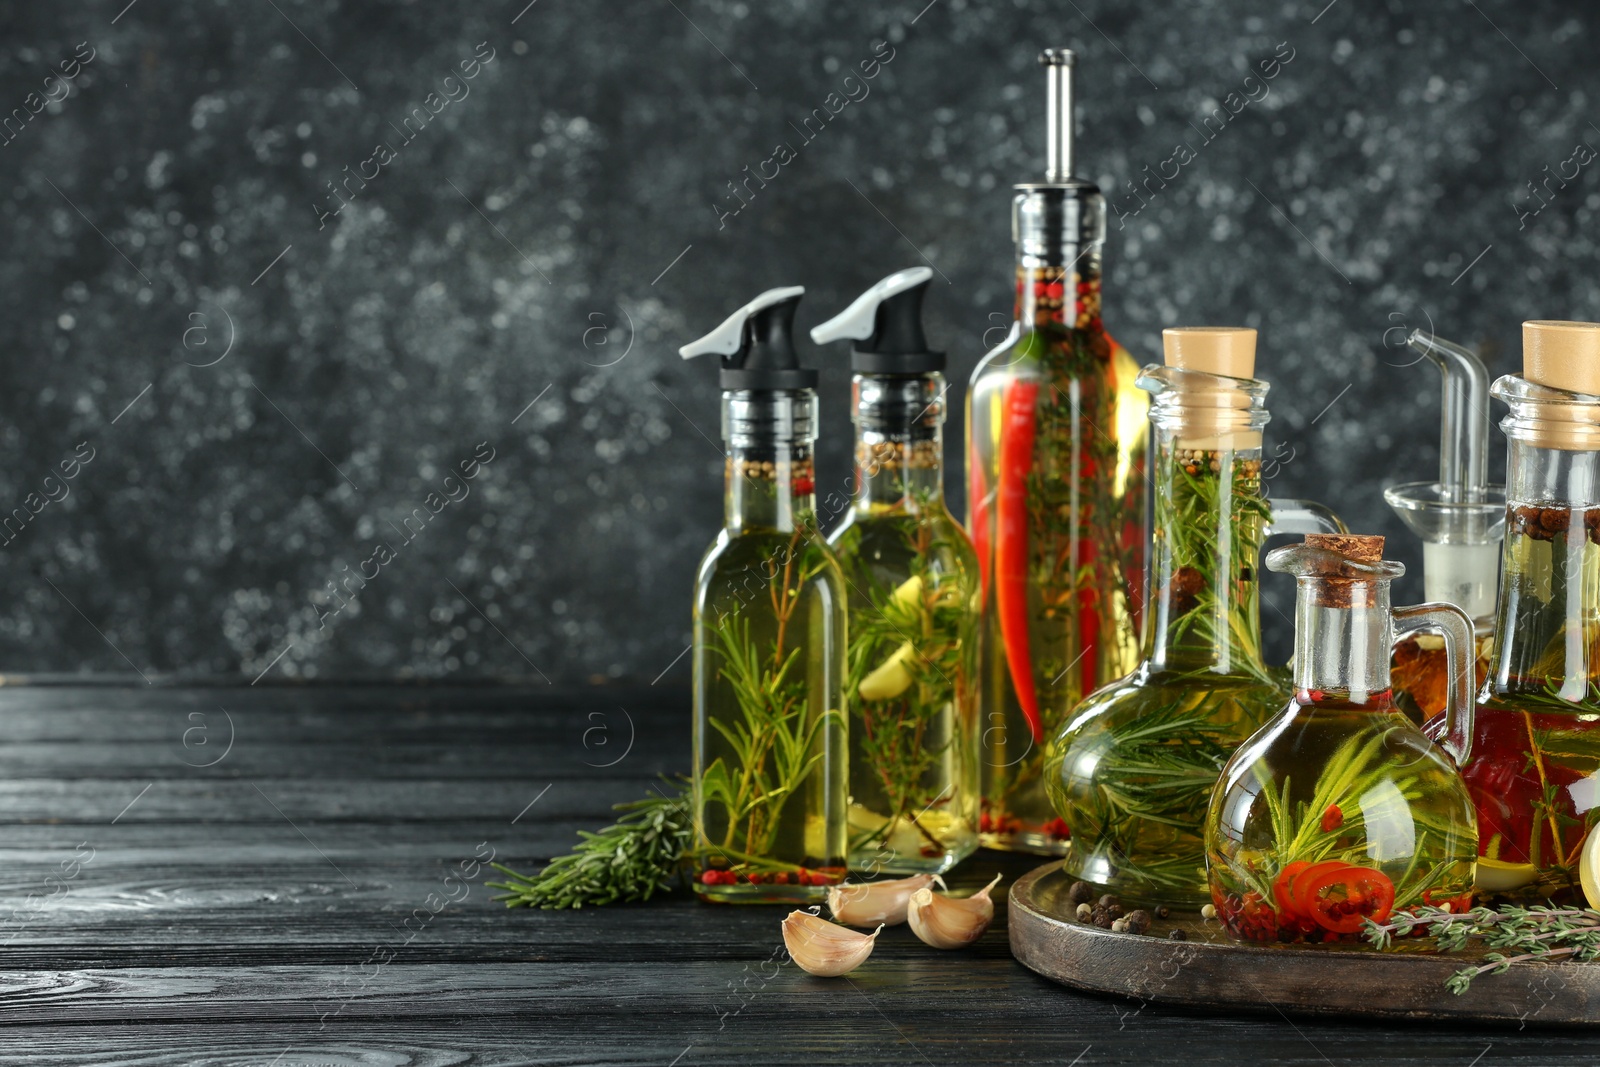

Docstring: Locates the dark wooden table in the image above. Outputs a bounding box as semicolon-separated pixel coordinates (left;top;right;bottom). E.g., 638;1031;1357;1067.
3;682;1594;1065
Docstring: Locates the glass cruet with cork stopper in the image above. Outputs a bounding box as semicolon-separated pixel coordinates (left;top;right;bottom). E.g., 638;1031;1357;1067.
679;286;848;902
1043;327;1345;905
1384;330;1505;724
966;48;1149;855
1205;533;1479;944
809;267;981;876
1439;320;1600;903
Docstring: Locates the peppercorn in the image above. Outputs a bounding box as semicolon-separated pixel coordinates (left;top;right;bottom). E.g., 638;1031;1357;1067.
1154;905;1170;920
1111;918;1129;933
1168;929;1187;941
1075;902;1092;921
1090;907;1114;929
1067;880;1095;906
1097;894;1119;909
1201;904;1217;920
1125;909;1152;935
1107;903;1125;919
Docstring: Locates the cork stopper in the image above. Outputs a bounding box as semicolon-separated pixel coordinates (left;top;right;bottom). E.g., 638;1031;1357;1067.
1301;534;1387;608
1163;327;1257;379
1524;321;1600;396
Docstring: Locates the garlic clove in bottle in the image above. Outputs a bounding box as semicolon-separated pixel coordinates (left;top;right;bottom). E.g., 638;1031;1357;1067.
858;640;917;701
781;910;883;977
907;873;1003;949
827;873;939;926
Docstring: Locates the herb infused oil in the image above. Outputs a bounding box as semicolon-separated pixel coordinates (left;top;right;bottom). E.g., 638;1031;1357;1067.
814;269;980;876
967;50;1148;853
1431;323;1600;904
682;289;848;903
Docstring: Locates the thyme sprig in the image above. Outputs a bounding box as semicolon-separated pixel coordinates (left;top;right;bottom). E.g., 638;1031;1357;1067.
488;781;693;909
1363;905;1600;993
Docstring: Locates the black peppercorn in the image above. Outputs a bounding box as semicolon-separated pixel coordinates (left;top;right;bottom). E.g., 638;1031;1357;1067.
1097;894;1119;909
1067;880;1095;906
1090;907;1114;929
1168;929;1187;941
1107;903;1125;919
1125;909;1152;935
1154;905;1170;920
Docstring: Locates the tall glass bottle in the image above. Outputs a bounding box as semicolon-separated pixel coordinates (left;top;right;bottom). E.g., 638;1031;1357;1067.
967;48;1148;854
1044;327;1343;904
812;268;980;875
1384;330;1503;723
1207;534;1479;943
1437;320;1600;903
680;287;848;903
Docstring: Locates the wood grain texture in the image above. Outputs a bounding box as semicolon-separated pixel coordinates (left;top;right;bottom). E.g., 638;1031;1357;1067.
0;684;1590;1065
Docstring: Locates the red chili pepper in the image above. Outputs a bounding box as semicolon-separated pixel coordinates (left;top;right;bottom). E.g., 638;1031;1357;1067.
1320;804;1344;833
1300;863;1395;935
996;378;1042;743
969;437;991;610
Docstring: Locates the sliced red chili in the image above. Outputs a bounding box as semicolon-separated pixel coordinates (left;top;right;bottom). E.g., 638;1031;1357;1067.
1320;804;1344;833
1273;860;1311;919
1287;860;1347;920
1301;863;1395;935
995;378;1042;743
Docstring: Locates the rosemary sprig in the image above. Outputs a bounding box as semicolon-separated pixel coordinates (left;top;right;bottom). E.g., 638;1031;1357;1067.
488;782;693;909
1364;905;1600;993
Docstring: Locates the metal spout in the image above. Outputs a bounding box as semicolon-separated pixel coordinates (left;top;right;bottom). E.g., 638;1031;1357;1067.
1040;48;1076;183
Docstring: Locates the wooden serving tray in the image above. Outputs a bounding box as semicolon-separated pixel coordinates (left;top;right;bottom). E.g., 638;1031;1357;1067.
1009;860;1600;1027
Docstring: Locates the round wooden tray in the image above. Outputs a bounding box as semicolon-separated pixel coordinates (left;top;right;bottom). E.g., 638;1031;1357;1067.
1009;860;1600;1026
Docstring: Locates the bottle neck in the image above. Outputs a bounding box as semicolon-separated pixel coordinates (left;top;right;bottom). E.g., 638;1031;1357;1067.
1292;578;1393;705
852;372;945;513
1489;436;1600;701
723;390;817;534
1012;184;1106;335
1144;424;1269;674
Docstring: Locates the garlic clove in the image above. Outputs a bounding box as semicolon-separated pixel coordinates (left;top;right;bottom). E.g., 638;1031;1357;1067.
907;873;1003;950
781;910;883;977
858;641;917;701
827;873;938;926
888;574;924;612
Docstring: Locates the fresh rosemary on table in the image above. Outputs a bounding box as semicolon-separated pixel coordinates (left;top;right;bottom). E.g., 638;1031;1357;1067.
488;782;693;909
1365;905;1600;993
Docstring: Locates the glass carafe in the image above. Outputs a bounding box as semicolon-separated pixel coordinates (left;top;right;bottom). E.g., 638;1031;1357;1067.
1207;534;1478;943
830;372;980;875
967;53;1148;853
1438;321;1600;903
691;390;848;902
1043;328;1342;904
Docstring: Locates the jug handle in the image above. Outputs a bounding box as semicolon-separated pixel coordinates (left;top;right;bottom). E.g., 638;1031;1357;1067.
1392;602;1476;765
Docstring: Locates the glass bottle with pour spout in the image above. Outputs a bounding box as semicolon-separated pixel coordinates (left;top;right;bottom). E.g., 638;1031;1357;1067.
1436;320;1600;903
810;268;980;875
967;49;1149;854
680;287;848;902
1384;331;1504;724
1043;328;1345;905
1206;534;1479;943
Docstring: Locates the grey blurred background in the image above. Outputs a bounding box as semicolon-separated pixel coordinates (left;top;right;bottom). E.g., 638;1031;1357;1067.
0;0;1593;681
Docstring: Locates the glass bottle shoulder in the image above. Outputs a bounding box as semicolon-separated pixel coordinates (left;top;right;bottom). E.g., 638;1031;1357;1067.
695;526;846;615
1055;665;1289;750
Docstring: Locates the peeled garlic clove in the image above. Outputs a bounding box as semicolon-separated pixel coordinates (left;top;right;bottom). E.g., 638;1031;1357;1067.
858;641;917;701
907;873;1002;949
781;910;882;977
888;574;924;612
827;874;937;926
